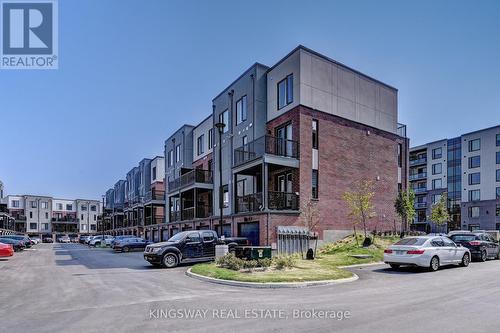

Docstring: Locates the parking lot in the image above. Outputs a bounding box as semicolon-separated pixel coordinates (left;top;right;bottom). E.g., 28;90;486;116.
1;243;500;333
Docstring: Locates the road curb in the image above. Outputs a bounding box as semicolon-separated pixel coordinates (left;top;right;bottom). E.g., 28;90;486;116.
338;262;385;269
185;268;359;289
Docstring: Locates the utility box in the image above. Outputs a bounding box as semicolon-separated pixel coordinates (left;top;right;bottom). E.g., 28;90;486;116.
215;245;229;258
234;246;272;260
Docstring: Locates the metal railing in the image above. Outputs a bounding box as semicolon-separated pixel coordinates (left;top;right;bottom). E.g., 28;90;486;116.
409;172;427;181
51;217;78;223
409;157;427;166
170;211;181;222
236;192;263;213
234;135;299;167
397;123;407;138
144;189;165;202
415;202;427;209
168;169;212;193
413;187;427;194
145;216;164;225
268;191;300;210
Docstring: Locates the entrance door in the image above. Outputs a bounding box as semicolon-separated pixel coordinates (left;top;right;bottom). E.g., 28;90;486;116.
275;124;292;156
238;222;260;246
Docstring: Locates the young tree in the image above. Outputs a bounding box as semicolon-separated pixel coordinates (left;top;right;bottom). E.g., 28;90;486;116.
394;189;416;237
301;199;320;257
431;193;450;233
342;180;377;244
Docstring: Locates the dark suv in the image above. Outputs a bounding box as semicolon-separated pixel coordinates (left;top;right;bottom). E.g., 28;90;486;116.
143;230;248;268
449;232;500;261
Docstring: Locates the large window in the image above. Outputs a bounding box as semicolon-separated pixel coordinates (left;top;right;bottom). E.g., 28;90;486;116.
312;120;319;149
219;110;229;133
12;200;20;208
497;134;500;146
81;205;87;211
208;128;213;149
197;134;204;156
277;74;294;109
432;178;442;190
56;203;63;210
432;147;442;159
222;185;229;208
469;189;480;202
175;144;181;162
432;163;442;175
66;204;72;211
497;169;500;182
468;206;480;218
236;95;247;125
152;166;157;181
469;156;480;169
312;170;319;199
497;187;500;199
242;135;248;149
496;151;500;164
468;139;480;152
30;201;37;208
41;201;48;209
90;205;97;212
30;223;37;230
469;172;480;185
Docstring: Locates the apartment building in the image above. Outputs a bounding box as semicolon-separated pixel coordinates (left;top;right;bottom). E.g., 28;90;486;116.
0;195;101;237
0;180;4;198
409;125;500;232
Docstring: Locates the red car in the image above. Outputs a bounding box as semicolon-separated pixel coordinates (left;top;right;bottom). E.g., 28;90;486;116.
0;242;14;257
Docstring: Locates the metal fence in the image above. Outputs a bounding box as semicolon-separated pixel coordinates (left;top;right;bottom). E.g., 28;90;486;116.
277;226;317;257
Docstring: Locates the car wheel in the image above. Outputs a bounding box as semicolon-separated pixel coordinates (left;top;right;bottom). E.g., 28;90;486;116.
429;256;440;272
95;242;101;247
460;253;470;267
163;253;178;268
389;264;400;270
123;246;130;253
480;250;487;262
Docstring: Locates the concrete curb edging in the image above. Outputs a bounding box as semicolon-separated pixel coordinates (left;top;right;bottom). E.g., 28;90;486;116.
338;262;385;269
185;268;359;289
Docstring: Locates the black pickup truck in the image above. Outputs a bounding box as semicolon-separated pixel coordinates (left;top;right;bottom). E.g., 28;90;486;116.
143;230;249;268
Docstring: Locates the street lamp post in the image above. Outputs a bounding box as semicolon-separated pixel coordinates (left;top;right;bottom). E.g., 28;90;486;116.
214;122;226;238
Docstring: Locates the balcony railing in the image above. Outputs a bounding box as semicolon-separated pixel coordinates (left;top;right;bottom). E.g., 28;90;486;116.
170;211;181;222
409;172;427;181
14;215;27;221
168;169;212;193
268;192;300;210
415;202;427;209
51;217;78;223
236;192;263;213
409;157;427;166
145;216;164;225
413;187;427;194
233;135;299;167
144;189;165;202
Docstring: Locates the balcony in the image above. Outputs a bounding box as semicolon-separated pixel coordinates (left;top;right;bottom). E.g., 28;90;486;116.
236;191;299;213
409;157;427;166
51;216;78;223
168;169;212;193
413;187;427;194
409;172;427;181
145;215;164;226
179;205;212;221
170;211;181;222
415;202;427;209
144;189;165;203
233;135;299;167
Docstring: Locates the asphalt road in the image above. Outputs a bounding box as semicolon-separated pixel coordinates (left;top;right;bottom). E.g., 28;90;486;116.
1;243;499;333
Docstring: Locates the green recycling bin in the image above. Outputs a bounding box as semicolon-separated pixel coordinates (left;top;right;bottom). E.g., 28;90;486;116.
234;246;272;260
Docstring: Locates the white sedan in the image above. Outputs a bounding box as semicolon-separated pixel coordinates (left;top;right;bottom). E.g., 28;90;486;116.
383;236;471;271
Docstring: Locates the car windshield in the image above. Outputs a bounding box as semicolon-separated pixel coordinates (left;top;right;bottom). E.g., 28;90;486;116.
450;235;477;242
394;238;427;246
168;232;187;242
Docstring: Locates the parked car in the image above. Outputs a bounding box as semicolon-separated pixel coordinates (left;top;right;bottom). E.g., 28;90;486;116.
69;236;79;243
79;236;90;244
384;236;471;271
30;237;41;244
59;236;71;243
110;235;135;248
143;230;248;268
42;237;54;243
448;231;500;261
85;236;94;245
88;235;113;247
0;235;32;248
0;242;15;257
0;238;25;251
114;237;152;252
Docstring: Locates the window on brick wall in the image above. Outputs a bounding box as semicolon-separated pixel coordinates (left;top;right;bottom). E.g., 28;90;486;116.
312;170;319;199
208;128;213;149
312;120;318;149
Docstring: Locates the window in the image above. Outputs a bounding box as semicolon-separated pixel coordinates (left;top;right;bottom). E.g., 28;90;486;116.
45;212;48;219
208;128;213;149
468;224;480;231
168;150;174;167
432;163;442;175
397;144;402;168
497;204;500;217
42;223;48;230
312;120;318;149
66;204;72;210
56;203;63;210
432;179;442;190
152;166;157;181
497;169;500;182
94;215;97;221
469;172;480;185
497;152;500;164
81;224;87;231
312;170;319;199
186;232;201;243
497;134;500;146
81;214;84;220
222;185;229;208
81;205;87;211
468;139;480;152
29;212;33;218
197;134;204;156
202;231;215;242
242;135;248;150
277;74;293;109
91;224;96;231
469;156;480;168
30;201;37;208
469;189;480;202
432;194;441;204
175;144;181;162
30;223;37;229
41;201;48;209
219;110;229;133
90;205;97;212
497;187;500;199
236;95;247;124
432;148;442;159
469;206;480;218
12;200;19;208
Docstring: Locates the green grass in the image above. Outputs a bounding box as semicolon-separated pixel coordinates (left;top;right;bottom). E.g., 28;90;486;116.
191;235;399;283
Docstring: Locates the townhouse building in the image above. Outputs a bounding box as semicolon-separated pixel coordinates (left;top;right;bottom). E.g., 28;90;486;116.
409;125;500;232
0;195;101;238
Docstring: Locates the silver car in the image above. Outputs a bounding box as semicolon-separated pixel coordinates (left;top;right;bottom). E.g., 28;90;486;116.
384;236;471;271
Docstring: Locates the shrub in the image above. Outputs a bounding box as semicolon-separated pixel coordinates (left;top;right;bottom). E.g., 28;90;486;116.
216;253;243;270
242;260;258;269
273;255;296;270
257;258;272;268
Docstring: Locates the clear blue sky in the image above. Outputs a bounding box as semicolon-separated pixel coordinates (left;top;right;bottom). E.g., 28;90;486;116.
1;0;499;199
